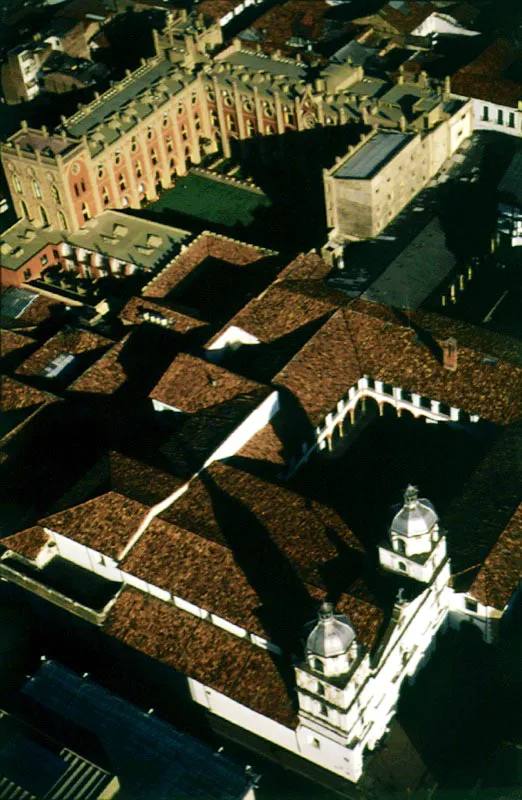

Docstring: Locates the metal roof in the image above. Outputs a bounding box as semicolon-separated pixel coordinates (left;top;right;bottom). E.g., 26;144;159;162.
0;288;38;318
23;661;254;800
333;132;413;180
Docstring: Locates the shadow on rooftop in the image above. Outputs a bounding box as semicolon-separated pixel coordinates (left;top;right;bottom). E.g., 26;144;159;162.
198;468;315;672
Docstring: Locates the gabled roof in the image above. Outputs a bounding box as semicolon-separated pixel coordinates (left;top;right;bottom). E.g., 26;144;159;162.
40;492;149;560
1;526;51;561
150;353;269;412
469;504;522;610
104;588;298;727
274;300;522;427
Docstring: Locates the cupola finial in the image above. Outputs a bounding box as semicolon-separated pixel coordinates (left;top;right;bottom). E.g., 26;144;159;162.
404;484;418;508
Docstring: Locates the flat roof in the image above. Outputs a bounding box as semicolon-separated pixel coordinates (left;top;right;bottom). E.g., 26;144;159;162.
0;220;61;272
67;210;191;270
332;132;414;180
64;59;187;149
362;217;457;309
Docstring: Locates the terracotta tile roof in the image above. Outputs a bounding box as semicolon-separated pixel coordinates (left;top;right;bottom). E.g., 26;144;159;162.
377;1;438;35
228;647;297;726
0;330;36;359
235;419;286;467
68;336;129;395
469;504;522;610
248;0;342;53
336;593;385;652
40;492;149;560
275;301;522;427
198;0;239;22
15;328;112;386
160;461;363;579
205;253;346;381
452;39;522;107
119;296;207;333
0;526;51;561
104;588;297;727
209;252;339;344
1;294;62;331
144;233;272;300
0;375;56;414
443;421;522;584
121;517;264;635
106;452;184;509
150;353;270;411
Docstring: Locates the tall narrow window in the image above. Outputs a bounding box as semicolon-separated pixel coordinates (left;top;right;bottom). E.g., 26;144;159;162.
482;106;489;121
497;109;504;125
320;703;328;717
51;184;61;204
74;183;80;197
166;136;173;153
81;202;90;222
13;174;22;193
119;174;126;190
181;125;188;141
102;187;110;206
32;179;41;198
20;199;29;218
151;148;158;166
40;205;49;227
136;161;142;177
509;112;515;128
80;178;86;192
57;210;67;230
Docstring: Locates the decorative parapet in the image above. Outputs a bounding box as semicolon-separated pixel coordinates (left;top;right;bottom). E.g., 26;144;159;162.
289;376;480;475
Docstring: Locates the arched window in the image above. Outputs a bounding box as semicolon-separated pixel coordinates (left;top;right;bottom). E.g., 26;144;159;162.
57;210;67;230
396;538;406;555
81;202;90;222
13;174;22;193
40;205;49;227
51;184;61;204
32;179;41;199
20;199;29;218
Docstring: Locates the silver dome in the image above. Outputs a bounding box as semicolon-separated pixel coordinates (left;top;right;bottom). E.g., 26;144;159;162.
306;602;356;658
391;485;438;538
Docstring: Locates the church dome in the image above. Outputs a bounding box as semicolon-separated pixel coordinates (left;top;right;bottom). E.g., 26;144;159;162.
391;485;438;538
306;602;356;658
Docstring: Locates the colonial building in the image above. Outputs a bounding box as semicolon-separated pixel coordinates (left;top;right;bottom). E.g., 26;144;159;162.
0;290;520;788
1;9;472;233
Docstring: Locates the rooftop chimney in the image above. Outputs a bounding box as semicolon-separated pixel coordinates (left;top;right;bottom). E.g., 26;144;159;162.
442;337;457;371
